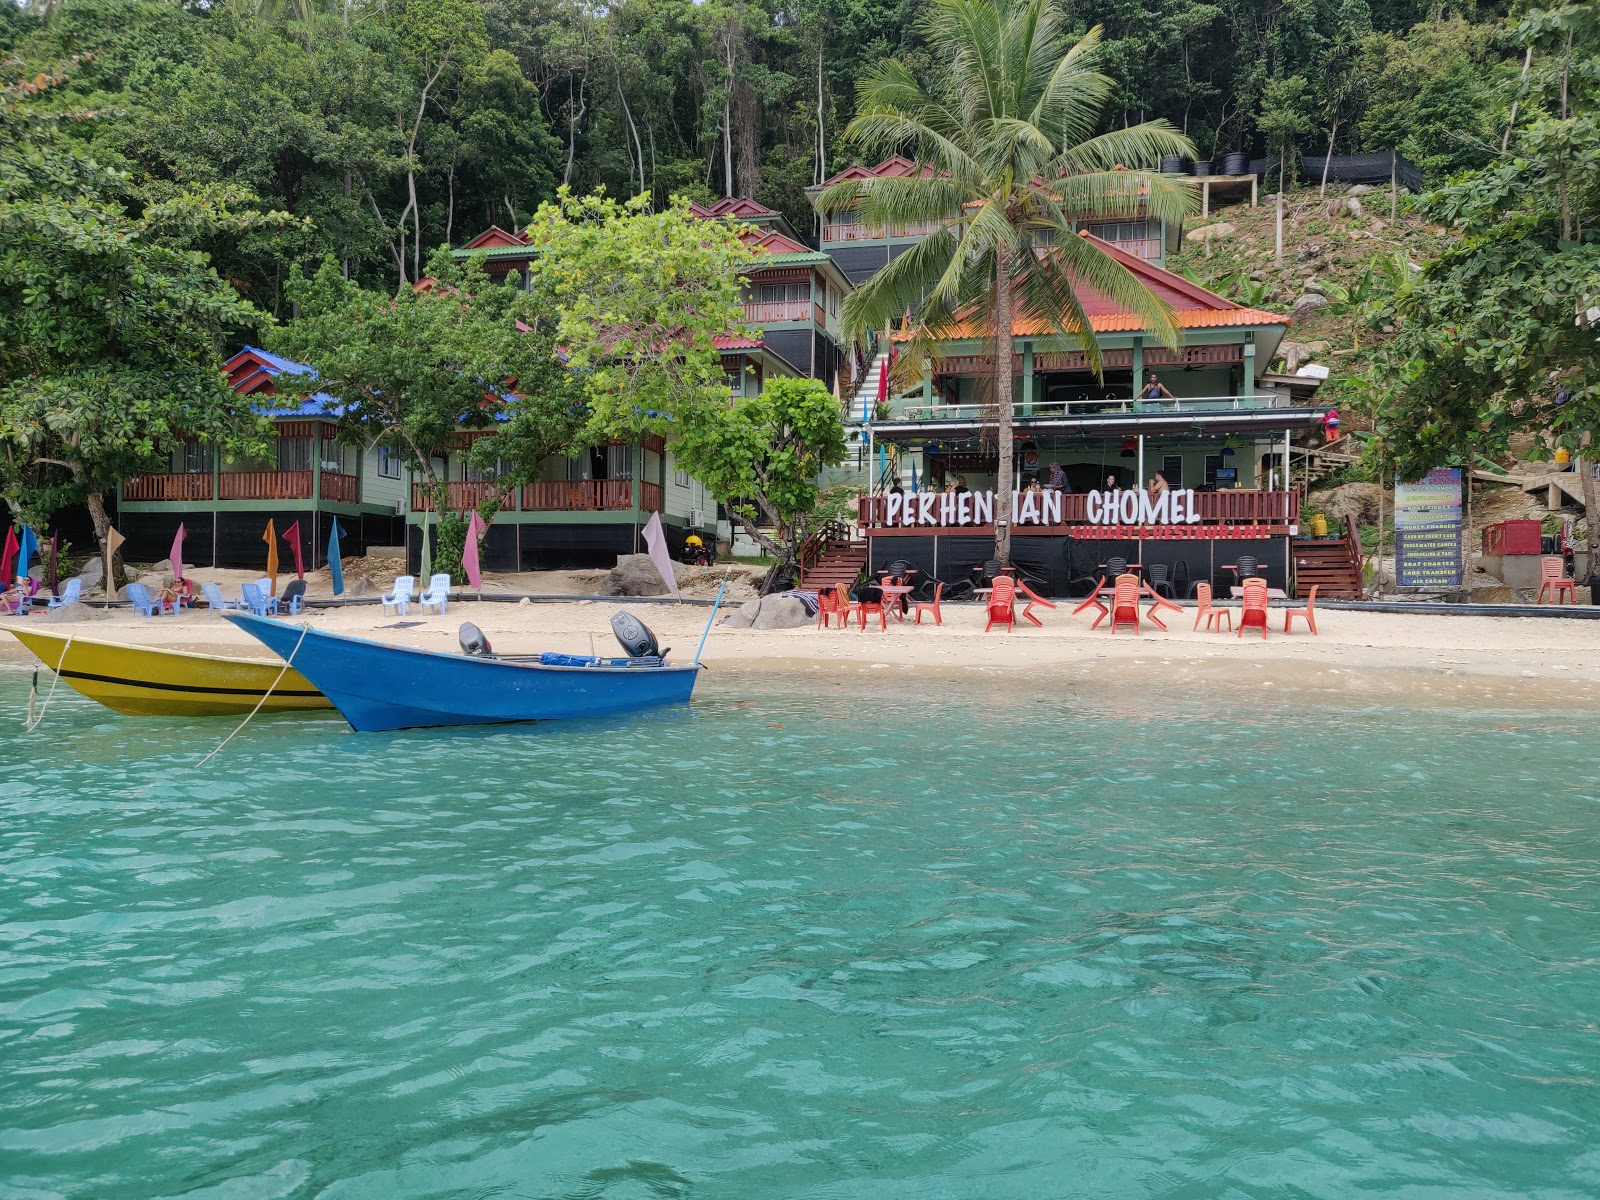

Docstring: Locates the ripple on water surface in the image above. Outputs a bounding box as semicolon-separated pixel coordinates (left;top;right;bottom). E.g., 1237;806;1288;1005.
1;675;1598;1199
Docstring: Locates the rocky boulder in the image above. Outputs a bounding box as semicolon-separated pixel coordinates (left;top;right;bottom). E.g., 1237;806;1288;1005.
721;594;813;630
1309;481;1383;528
76;556;104;594
1189;221;1235;246
1291;293;1330;324
602;553;684;597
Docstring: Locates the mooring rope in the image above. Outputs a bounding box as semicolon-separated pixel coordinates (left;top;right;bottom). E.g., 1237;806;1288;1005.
192;623;311;770
22;634;75;734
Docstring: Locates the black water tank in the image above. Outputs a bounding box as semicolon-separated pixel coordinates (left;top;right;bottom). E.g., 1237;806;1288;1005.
1222;151;1248;176
1191;159;1213;177
1160;154;1185;174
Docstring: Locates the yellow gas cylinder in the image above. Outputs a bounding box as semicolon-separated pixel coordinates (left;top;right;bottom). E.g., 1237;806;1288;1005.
1555;446;1571;467
1309;512;1329;537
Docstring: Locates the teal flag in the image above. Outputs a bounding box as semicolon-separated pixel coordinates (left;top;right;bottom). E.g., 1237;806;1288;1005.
419;515;432;583
328;517;346;596
16;525;38;583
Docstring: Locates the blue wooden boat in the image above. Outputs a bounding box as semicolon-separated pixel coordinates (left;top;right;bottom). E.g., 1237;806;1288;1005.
224;611;702;732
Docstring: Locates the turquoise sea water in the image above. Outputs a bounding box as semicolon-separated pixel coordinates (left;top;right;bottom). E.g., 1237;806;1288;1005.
2;672;1598;1200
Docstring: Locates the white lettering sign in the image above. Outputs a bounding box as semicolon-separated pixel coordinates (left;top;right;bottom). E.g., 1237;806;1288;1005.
878;488;1201;527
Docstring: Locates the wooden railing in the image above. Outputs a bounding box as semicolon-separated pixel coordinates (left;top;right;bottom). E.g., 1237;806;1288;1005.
821;220;942;242
858;488;1302;528
521;480;633;511
123;473;213;501
410;481;501;511
322;472;361;504
220;470;313;500
743;300;811;324
640;481;664;513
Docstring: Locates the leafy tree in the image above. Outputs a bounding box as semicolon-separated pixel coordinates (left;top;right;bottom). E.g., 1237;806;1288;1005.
674;376;847;582
1375;3;1600;576
0;63;280;556
273;252;588;545
827;2;1192;565
524;189;758;440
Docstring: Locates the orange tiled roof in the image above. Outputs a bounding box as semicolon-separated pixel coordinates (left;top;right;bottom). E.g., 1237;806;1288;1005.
690;197;779;219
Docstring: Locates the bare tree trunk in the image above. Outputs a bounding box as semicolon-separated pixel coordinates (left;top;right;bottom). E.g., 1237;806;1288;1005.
723;36;735;198
1319;117;1338;197
85;490;120;591
563;73;585;186
1502;44;1533;153
1582;456;1599;588
613;56;644;195
994;249;1015;566
815;37;826;191
444;156;456;246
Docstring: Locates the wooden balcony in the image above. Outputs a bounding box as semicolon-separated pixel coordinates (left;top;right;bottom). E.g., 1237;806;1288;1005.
743;300;812;324
123;473;213;502
640;481;664;513
410;481;501;511
821;220;942;242
521;480;634;511
220;470;313;500
322;472;360;504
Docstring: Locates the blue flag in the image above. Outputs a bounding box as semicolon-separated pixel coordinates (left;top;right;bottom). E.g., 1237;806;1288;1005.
16;525;37;584
911;464;920;494
327;517;346;597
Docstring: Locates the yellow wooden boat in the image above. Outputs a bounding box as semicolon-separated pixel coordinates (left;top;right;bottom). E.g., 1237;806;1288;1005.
7;628;332;717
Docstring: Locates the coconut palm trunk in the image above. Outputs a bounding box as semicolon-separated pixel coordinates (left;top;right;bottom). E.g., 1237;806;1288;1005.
994;247;1015;564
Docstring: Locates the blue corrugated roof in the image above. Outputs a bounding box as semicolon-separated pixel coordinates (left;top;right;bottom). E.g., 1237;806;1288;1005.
240;345;345;417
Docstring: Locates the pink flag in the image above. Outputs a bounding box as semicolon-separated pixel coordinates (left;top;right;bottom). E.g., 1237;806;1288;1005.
281;520;304;580
641;511;678;597
462;511;485;591
170;522;187;581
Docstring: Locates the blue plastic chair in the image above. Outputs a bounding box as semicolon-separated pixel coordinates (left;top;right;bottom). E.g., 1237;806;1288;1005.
418;574;451;615
240;582;278;617
201;582;241;614
126;583;167;617
47;578;81;609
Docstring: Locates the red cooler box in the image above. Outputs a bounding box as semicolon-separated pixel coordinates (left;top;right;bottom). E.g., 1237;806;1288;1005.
1482;519;1542;555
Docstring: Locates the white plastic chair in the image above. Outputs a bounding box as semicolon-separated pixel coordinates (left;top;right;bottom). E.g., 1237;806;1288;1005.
418;573;451;615
47;577;82;609
381;575;415;616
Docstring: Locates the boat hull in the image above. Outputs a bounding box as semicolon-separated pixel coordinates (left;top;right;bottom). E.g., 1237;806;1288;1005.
224;613;700;732
7;628;331;717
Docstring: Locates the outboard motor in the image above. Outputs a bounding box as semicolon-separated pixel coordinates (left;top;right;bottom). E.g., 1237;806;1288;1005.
611;611;663;659
459;622;494;657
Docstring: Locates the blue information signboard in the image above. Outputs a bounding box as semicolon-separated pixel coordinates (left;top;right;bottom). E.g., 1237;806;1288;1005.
1394;467;1463;589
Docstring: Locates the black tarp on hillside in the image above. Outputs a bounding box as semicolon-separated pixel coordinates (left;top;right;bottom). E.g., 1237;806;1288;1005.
1249;151;1425;193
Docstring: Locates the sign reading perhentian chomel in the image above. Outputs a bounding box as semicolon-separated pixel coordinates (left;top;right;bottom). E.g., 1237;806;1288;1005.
881;488;1203;528
1394;468;1463;588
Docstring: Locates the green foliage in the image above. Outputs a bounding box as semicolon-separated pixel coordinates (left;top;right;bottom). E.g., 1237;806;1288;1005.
673;376;847;572
0;63;283;533
525;189;758;438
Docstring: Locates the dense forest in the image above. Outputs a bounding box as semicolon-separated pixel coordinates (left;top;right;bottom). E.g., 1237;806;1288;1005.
1;0;1521;318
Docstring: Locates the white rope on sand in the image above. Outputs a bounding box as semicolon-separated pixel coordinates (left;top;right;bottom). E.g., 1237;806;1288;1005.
23;633;75;734
193;623;311;770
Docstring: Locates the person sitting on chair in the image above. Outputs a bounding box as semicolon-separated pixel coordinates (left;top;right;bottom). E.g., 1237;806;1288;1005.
161;577;195;610
0;576;39;615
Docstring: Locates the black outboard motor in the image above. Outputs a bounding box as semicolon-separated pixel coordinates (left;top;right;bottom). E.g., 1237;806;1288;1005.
459;622;494;657
611;611;663;659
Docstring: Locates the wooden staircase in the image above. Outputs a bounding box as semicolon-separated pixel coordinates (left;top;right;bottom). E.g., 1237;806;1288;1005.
1292;532;1363;599
799;540;867;591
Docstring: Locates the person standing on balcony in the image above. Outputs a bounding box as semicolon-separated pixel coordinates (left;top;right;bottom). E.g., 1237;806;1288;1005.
1047;462;1066;491
1138;375;1173;401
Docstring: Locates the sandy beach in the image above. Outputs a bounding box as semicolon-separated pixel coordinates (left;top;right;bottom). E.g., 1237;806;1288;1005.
5;565;1599;711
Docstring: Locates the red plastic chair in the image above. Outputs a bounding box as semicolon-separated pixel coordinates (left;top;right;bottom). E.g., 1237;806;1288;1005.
1072;575;1109;628
1019;581;1056;626
1284;584;1319;635
1193;582;1231;632
847;584;887;631
815;586;841;629
1537;556;1575;604
1107;574;1141;634
984;578;1017;632
913;581;944;625
1237;578;1270;639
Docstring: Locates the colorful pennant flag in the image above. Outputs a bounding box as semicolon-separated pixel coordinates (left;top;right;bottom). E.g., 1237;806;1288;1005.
281;520;304;580
462;510;486;592
47;531;59;598
327;517;346;596
263;519;279;594
169;522;187;582
103;526;124;605
0;527;17;586
16;525;37;584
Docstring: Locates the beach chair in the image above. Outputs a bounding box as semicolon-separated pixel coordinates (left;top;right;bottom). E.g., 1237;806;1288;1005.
846;583;887;631
126;582;167;617
1143;583;1184;631
1107;574;1141;634
815;585;843;629
240;582;278;616
1146;563;1175;599
381;575;415;616
47;578;81;609
1237;578;1270;639
280;580;307;616
0;578;39;615
201;582;242;614
984;577;1017;632
1019;581;1056;626
1537;556;1575;604
1193;582;1231;632
418;573;451;615
912;581;944;625
1071;575;1109;628
1284;585;1320;635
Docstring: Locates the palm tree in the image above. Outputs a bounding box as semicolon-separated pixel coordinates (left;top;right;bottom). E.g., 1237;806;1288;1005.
830;0;1195;564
